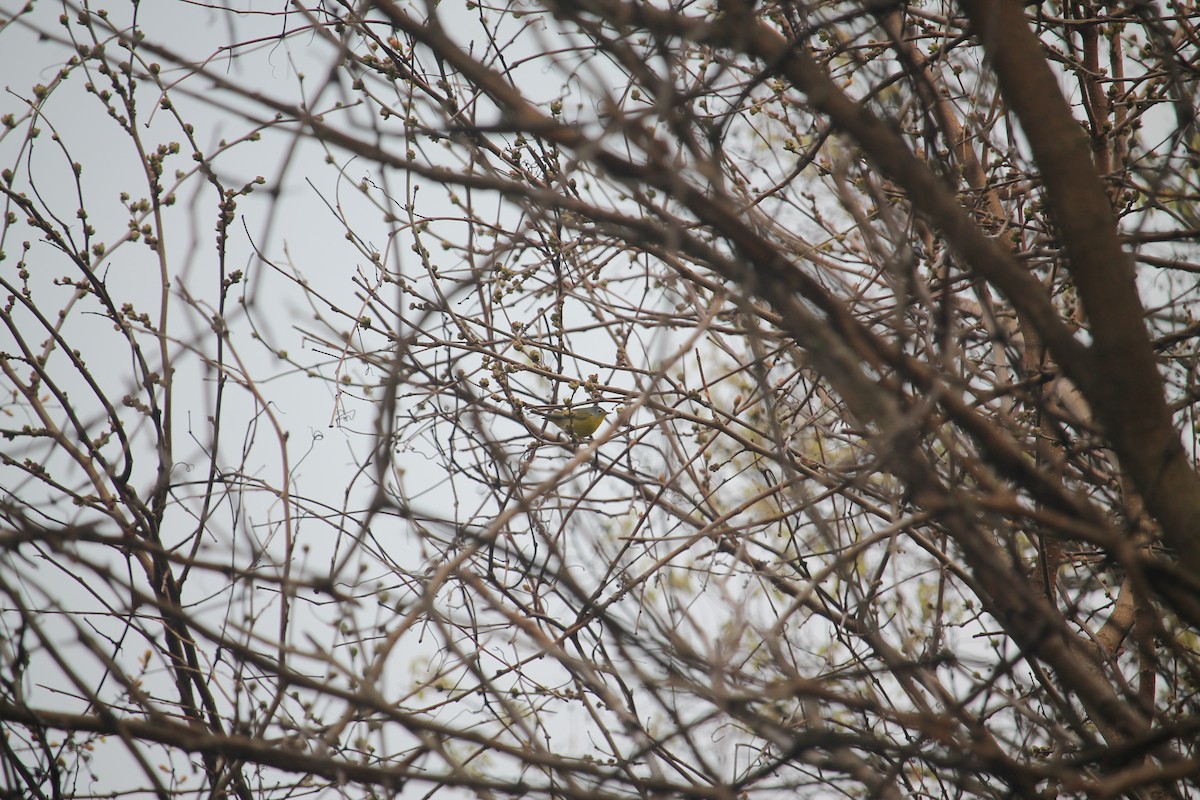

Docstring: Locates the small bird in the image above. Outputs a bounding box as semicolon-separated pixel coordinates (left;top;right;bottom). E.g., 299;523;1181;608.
534;403;608;438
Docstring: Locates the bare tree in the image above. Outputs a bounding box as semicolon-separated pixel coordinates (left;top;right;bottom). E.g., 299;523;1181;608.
3;0;1200;798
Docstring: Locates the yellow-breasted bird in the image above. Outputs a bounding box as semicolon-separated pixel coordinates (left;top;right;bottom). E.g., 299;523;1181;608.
533;403;607;438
